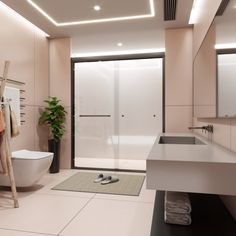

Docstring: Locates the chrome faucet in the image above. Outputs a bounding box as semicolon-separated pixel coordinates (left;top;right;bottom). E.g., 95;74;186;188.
188;125;213;133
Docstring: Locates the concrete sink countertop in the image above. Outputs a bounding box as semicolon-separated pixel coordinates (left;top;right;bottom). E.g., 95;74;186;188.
146;133;236;195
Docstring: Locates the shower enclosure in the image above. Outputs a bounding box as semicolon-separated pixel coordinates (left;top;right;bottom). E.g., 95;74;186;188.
72;57;164;171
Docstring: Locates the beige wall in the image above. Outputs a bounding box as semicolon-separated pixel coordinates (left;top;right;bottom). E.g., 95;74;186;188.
193;0;222;57
0;5;72;169
0;5;49;152
49;38;71;169
165;28;193;132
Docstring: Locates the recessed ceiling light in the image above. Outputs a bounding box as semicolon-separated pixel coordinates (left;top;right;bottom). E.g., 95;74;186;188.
94;5;101;11
117;43;123;47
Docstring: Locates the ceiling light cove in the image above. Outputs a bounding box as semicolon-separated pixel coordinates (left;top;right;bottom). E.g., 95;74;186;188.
0;1;49;37
27;0;155;27
117;42;123;47
215;43;236;49
188;0;205;24
71;48;166;58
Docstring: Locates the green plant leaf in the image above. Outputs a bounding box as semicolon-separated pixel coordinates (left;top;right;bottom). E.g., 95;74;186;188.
38;96;67;140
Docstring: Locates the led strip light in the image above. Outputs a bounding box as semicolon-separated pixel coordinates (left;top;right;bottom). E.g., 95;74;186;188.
215;43;236;49
27;0;155;26
71;48;166;58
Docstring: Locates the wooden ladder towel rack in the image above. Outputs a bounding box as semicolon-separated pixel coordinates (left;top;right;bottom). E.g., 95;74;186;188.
0;61;19;208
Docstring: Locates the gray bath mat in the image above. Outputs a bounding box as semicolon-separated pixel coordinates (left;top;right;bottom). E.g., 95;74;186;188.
52;172;145;196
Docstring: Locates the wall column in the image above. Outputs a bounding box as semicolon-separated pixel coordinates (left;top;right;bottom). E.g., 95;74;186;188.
49;38;71;169
165;27;193;132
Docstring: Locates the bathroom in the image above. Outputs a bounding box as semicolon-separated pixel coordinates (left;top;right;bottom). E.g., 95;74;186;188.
0;0;236;235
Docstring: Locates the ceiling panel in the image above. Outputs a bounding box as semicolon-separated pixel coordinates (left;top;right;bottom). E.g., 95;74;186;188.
33;0;150;22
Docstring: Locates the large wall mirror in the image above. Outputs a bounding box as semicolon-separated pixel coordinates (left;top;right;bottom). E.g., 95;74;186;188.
194;0;236;118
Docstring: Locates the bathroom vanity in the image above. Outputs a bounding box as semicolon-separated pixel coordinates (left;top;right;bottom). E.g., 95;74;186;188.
147;133;236;235
146;133;236;196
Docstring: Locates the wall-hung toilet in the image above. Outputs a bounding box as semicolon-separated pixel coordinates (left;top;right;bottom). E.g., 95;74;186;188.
0;150;53;187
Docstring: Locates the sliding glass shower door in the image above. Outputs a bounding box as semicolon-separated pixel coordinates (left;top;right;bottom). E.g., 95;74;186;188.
74;61;116;168
74;58;163;170
118;59;163;169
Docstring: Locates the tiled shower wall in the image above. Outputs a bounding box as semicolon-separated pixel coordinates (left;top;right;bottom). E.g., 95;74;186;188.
0;5;49;152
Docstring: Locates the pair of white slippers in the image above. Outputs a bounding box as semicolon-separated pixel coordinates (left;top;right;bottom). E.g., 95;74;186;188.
94;174;119;185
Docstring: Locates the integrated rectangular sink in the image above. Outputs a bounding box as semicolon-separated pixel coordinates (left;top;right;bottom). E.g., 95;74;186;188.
159;136;206;145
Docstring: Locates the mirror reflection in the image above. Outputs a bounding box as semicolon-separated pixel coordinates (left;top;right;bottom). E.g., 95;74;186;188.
194;0;236;118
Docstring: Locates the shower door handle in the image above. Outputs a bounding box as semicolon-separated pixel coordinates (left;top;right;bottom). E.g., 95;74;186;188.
79;115;111;117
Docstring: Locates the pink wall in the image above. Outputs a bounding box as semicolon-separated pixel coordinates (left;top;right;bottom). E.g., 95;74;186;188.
0;4;72;169
49;38;71;169
165;28;193;132
0;4;49;152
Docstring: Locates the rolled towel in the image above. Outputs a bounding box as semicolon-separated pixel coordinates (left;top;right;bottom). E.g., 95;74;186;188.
165;191;191;214
164;211;192;226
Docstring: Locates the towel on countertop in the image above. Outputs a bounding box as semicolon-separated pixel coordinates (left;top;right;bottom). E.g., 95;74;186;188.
165;191;192;214
164;211;192;226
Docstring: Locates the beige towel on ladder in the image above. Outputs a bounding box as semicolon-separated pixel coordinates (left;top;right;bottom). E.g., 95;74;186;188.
0;109;5;132
0;132;8;175
10;108;20;138
0;107;8;175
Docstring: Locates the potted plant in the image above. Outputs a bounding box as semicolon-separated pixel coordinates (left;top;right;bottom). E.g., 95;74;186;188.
39;96;67;173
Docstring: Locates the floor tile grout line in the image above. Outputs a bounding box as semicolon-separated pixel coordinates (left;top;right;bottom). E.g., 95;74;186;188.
0;227;56;236
57;194;96;236
32;187;155;204
34;191;155;204
34;192;95;200
34;190;155;203
93;196;155;205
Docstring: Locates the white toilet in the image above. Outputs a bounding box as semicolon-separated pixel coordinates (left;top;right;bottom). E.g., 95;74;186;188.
0;150;53;187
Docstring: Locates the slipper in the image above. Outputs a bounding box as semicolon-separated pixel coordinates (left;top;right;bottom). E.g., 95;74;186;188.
100;175;119;185
93;173;108;183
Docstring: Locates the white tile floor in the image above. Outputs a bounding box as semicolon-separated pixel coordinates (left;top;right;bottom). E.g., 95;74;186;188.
0;170;156;236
